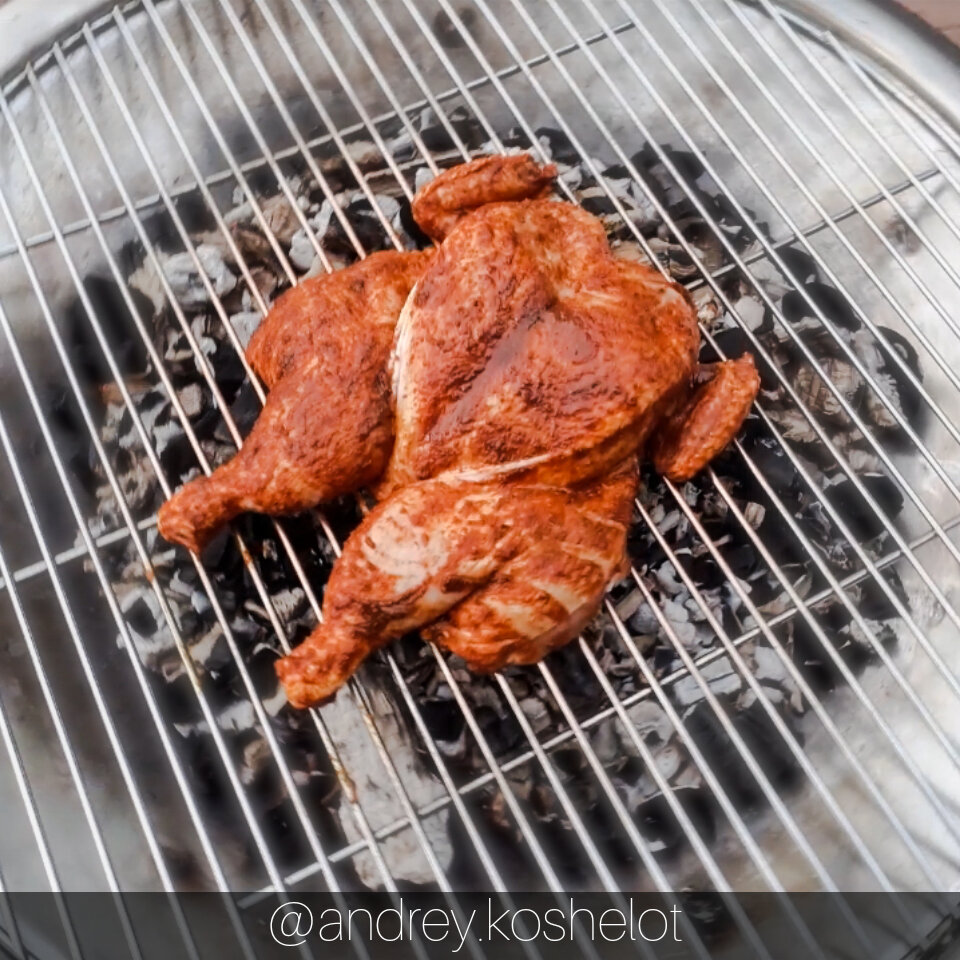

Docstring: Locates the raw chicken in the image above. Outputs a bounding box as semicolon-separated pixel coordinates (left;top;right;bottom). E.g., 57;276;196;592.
156;154;759;708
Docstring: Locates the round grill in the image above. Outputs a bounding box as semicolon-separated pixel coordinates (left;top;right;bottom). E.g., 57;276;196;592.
0;0;959;955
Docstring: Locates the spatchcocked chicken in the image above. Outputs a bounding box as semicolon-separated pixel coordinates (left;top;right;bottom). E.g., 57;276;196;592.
158;154;760;709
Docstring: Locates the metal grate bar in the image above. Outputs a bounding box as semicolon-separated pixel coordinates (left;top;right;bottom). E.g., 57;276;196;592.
361;0;849;934
165;6;482;934
273;0;705;931
516;0;956;792
440;0;924;895
524;0;960;872
0;538;82;959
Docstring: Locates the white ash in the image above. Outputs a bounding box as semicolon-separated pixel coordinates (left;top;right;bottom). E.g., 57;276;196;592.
162;244;237;307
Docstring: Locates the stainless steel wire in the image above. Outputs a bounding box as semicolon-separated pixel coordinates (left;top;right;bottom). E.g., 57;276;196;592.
0;5;957;958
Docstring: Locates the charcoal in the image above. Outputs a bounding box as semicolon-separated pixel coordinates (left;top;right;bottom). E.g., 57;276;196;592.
823;474;903;542
431;7;477;48
858;568;908;621
175;192;217;234
580;194;617;217
535;127;577;164
228;382;261;438
397;197;431;247
782;281;861;331
419;698;465;743
157;431;196;483
776;246;819;284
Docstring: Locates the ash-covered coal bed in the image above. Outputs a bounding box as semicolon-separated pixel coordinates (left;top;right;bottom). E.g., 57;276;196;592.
58;106;921;890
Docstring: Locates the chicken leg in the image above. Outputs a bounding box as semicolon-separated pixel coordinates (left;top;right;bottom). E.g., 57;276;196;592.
157;250;430;553
275;461;636;708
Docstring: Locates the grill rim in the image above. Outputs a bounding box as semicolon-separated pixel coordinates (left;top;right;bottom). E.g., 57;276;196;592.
0;2;957;955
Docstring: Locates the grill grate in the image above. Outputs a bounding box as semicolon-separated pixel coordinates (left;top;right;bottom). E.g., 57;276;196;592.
0;0;959;954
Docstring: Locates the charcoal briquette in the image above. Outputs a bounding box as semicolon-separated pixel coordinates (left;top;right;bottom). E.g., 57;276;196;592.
782;281;861;331
419;698;465;743
824;474;903;542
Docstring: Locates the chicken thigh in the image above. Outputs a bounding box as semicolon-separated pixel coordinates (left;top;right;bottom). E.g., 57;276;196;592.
157;249;431;553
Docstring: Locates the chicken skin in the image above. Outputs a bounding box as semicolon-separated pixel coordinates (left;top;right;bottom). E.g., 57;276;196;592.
156;154;759;707
157;249;431;553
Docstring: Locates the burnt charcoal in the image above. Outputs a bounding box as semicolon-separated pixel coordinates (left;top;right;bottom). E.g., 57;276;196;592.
126;596;158;637
176;192;216;234
208;345;248;400
397;197;431;247
580;194;617;217
776;246;818;285
419;698;465;743
858;568;908;622
743;437;802;497
475;706;522;757
151;669;201;726
873;325;925;435
636;787;716;856
431;7;477;48
824;474;903;542
669;149;706;183
229;382;261;438
200;529;231;572
790;618;843;694
65;277;149;386
139;209;186;254
684;554;721;589
722;542;759;579
260;797;310;870
158;431;197;483
720;601;743;638
683;700;800;806
602;163;630;180
177;609;200;638
47;387;99;493
782;281;861;331
500;127;532;151
535;127;577;164
419;124;459;153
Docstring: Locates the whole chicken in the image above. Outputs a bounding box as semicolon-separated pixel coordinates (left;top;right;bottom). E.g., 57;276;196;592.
157;155;759;709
